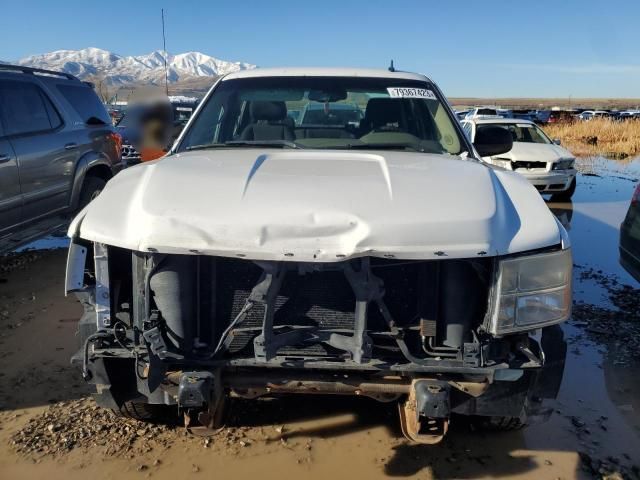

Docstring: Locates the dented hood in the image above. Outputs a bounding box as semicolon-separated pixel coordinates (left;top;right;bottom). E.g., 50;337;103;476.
70;149;561;261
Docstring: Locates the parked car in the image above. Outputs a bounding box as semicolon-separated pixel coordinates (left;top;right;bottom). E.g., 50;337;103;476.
496;108;513;118
106;105;126;125
0;64;122;254
66;68;570;444
117;96;198;164
286;109;301;123
464;106;503;119
298;102;363;126
460;118;577;199
620;182;640;282
453;110;468;120
536;110;576;124
577;110;610;121
618;110;640;120
512;110;537;122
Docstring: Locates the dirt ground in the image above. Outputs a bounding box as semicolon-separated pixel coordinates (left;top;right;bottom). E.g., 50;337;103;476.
1;157;639;480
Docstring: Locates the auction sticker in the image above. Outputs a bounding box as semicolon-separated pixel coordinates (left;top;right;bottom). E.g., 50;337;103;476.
387;87;437;100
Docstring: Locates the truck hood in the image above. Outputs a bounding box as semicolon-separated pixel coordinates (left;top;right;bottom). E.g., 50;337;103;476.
489;142;575;163
69;149;561;261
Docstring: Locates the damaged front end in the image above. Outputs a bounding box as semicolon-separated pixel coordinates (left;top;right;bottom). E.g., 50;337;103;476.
66;240;569;444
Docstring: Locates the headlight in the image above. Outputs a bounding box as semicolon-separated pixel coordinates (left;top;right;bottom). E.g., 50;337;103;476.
491;158;512;169
489;249;572;335
552;159;575;170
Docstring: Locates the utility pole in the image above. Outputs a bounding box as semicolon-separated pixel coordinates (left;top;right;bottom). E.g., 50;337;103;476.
161;8;169;96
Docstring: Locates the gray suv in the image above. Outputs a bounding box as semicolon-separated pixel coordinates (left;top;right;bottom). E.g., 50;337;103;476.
0;65;122;253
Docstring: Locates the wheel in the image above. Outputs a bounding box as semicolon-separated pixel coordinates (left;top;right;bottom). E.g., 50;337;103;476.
551;177;576;201
78;176;107;210
113;400;178;423
472;415;526;431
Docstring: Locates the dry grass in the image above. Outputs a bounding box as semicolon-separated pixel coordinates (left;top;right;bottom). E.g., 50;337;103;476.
543;118;640;158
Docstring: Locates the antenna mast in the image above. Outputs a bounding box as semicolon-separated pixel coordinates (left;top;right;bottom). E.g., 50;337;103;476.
161;8;169;96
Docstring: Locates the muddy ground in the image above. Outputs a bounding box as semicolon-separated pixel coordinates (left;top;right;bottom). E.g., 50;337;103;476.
1;156;639;479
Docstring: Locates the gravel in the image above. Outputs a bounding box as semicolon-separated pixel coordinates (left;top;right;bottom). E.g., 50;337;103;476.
0;251;42;276
9;397;303;462
10;398;175;458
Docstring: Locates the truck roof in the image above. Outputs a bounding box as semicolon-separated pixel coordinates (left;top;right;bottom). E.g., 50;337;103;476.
0;63;82;83
223;67;432;83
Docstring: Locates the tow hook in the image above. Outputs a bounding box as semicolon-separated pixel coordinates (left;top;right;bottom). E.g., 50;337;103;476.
178;370;227;436
399;380;450;444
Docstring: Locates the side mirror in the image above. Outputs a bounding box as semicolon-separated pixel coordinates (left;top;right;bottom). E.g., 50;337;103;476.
86;116;107;126
473;126;513;157
553;138;562;145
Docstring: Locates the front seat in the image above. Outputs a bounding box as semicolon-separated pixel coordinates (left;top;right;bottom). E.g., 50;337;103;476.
360;98;406;134
239;101;295;141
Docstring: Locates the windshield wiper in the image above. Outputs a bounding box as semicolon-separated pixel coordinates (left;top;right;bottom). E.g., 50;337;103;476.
185;143;231;151
186;140;302;151
342;142;427;153
224;140;302;149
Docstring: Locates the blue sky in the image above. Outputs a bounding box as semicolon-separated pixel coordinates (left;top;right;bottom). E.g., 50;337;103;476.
1;0;639;98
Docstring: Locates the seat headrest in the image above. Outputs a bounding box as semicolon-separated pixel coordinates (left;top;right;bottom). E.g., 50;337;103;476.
364;98;404;128
250;101;287;121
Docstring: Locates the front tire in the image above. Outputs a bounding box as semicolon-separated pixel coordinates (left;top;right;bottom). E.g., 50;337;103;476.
113;401;177;423
78;176;107;210
473;415;526;431
551;177;576;201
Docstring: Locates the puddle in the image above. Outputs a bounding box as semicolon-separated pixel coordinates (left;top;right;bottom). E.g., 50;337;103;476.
577;155;640;179
548;156;640;306
545;155;640;470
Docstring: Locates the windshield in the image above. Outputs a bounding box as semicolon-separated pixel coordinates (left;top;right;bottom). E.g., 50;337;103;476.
300;104;362;125
478;123;552;145
173;104;195;123
178;76;464;155
116;112;133;127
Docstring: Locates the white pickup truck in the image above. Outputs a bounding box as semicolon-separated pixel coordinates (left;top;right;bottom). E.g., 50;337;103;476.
66;68;570;443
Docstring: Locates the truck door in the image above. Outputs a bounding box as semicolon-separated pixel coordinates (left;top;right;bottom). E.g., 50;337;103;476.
0;79;78;223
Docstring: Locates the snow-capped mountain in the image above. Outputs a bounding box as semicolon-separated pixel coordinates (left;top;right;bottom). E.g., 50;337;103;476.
13;47;255;85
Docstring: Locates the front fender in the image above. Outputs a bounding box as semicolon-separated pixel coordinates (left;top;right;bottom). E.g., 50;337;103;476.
69;152;114;210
